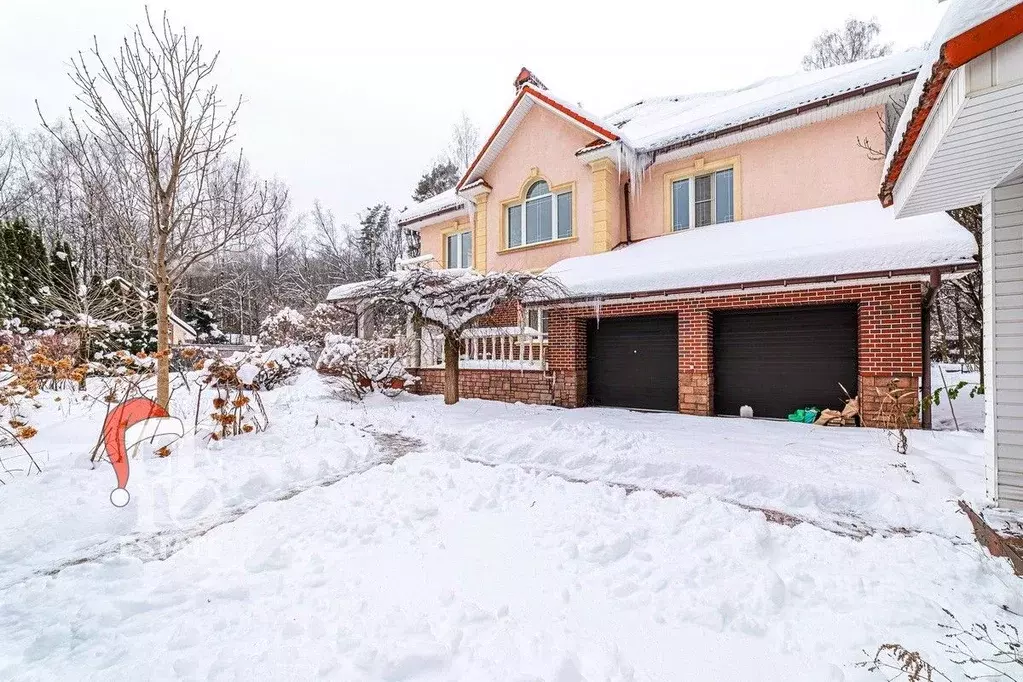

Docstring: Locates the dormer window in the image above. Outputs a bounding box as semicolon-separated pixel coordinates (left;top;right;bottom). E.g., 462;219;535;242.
506;180;573;248
671;167;735;231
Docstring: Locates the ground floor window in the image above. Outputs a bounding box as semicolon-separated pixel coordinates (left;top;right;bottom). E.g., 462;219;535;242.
524;307;549;336
445;230;472;269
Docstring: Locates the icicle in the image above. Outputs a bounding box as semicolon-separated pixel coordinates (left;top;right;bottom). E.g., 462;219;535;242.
615;142;650;197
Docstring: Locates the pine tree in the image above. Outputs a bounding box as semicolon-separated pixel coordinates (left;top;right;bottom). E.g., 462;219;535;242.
412;160;459;202
357;204;395;279
189;297;224;343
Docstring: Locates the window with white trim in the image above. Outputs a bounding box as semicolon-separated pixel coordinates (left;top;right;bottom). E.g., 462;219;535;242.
445;230;473;269
507;180;573;248
523;307;549;336
671;167;734;231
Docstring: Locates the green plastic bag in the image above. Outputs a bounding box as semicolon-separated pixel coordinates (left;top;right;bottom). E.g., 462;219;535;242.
788;407;820;423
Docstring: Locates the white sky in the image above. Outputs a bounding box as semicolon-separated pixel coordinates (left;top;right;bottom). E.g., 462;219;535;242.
0;0;947;228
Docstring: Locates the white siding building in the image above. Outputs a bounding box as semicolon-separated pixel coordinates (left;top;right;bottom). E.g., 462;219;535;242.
881;0;1023;507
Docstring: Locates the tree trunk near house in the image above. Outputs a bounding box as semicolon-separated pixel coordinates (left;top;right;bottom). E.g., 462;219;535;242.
443;332;460;405
156;272;172;410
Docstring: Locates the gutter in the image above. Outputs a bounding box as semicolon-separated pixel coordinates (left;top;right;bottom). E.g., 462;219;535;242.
623;181;633;244
542;262;976;306
651;73;919;162
397;203;467;229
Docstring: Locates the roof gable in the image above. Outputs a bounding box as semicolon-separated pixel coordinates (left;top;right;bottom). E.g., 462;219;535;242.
457;86;620;191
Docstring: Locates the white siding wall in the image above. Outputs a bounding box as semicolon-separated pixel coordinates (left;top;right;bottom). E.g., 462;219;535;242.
986;179;1023;508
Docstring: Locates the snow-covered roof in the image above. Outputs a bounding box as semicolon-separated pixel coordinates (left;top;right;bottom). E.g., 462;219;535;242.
881;0;1023;203
612;50;924;153
544;201;977;299
396;188;470;229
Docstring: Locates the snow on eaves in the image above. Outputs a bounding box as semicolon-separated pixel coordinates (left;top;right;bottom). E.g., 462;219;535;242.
882;0;1022;184
544;201;977;299
396;188;470;229
612;50;925;153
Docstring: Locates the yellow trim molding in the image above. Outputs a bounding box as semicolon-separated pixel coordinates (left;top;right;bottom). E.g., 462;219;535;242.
662;155;742;234
590;158;615;254
473;190;490;271
440;219;473;269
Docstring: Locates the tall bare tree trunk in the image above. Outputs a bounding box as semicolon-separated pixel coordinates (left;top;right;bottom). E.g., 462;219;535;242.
443;332;460;405
156;269;172;409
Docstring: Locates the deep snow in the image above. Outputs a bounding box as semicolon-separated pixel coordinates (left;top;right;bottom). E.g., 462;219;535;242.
0;370;1017;681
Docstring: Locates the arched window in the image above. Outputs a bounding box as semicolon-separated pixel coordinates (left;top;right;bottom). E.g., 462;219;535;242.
526;180;549;198
507;179;573;248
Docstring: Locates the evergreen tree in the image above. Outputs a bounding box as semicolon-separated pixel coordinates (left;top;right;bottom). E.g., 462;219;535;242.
188;297;225;343
357;204;395;279
49;240;77;300
412;159;459;202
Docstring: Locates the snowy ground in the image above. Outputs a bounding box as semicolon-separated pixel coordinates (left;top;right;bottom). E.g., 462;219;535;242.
0;370;1018;681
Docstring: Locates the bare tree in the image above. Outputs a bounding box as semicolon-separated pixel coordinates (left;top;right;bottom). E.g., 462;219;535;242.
448;112;480;173
802;17;893;71
0;130;28;221
39;10;285;409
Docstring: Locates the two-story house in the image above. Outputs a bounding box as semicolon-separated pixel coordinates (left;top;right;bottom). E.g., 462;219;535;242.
389;53;979;427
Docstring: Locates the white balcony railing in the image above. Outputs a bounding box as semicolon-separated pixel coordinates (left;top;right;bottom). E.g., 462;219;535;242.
418;326;547;370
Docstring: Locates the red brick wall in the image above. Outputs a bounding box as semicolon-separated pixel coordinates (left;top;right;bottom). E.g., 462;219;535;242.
547;281;924;427
475;300;520;327
412;367;554;405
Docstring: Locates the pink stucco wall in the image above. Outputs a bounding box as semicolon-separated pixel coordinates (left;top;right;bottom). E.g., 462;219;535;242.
629;107;887;241
415;104;886;271
483;103;597;271
419;216;470;269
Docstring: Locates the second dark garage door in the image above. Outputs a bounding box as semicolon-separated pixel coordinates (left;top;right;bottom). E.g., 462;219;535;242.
587;315;679;411
714;305;858;419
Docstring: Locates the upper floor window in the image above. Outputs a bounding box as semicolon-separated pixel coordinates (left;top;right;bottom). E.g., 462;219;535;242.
672;167;734;231
507;180;573;248
445;230;472;268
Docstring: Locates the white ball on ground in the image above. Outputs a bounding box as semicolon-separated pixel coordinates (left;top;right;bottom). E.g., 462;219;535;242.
110;487;130;508
739;405;754;419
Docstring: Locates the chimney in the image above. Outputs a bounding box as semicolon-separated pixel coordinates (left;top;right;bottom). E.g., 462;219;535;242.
514;67;547;93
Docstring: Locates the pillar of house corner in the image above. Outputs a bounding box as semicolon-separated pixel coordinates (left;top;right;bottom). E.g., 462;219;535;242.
589;158;615;254
356;300;375;340
473;191;490;271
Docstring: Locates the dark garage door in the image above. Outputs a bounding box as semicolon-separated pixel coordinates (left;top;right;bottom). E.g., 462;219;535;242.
587;315;678;411
714;305;858;419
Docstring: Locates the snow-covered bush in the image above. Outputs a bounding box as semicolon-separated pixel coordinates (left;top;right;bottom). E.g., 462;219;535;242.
304;303;354;343
317;334;417;400
257;307;307;348
257;345;311;390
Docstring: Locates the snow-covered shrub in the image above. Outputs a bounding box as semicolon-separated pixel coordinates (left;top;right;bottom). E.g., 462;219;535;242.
257;307;307;348
257;345;312;390
317;334;417;400
196;357;268;441
304;303;354;344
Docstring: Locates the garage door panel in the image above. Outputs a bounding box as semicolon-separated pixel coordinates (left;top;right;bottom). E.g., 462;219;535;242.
714;305;858;419
587;315;678;411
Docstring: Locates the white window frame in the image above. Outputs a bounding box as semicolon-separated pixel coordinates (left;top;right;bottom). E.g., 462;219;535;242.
445;230;473;269
671;167;735;232
523;307;549;337
507;181;573;249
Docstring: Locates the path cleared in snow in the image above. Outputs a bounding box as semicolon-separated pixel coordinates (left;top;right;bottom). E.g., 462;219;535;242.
347;391;987;541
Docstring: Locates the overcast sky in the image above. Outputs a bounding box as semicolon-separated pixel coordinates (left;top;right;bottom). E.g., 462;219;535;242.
1;0;947;229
